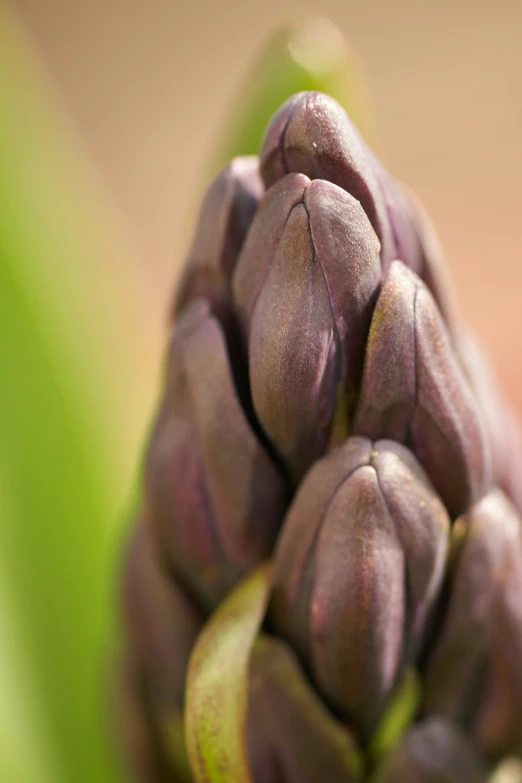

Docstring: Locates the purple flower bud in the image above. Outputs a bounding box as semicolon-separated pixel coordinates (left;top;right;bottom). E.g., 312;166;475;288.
260;92;396;270
248;635;362;783
260;91;433;278
144;300;287;608
370;718;487;783
270;437;449;738
458;330;522;515
233;174;381;482
422;490;520;727
175;156;263;322
475;529;522;756
401;185;458;329
120;524;201;782
354;261;490;518
121;524;202;727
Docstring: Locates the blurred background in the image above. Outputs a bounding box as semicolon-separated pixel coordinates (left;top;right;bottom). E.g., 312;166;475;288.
2;1;521;781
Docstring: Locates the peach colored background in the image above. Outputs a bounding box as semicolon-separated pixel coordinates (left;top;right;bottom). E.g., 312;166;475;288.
14;0;522;410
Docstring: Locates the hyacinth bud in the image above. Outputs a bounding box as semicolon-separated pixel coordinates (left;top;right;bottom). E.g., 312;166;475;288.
422;490;521;745
458;330;522;515
248;635;362;783
401;185;458;329
233;173;381;482
120;83;522;783
370;718;487;783
260;91;450;289
475;531;522;757
144;299;287;608
174;156;263;323
270;436;449;739
354;261;490;518
260;92;397;270
121;524;202;735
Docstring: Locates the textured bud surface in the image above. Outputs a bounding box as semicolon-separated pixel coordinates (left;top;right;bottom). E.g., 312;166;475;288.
423;491;521;733
270;437;449;738
248;635;362;782
354;261;490;517
234;174;381;481
175;156;263;322
145;300;287;608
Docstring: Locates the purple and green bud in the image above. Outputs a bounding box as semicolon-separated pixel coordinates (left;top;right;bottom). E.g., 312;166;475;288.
120;523;202;782
119;85;522;783
233;173;381;481
270;436;449;739
458;330;522;515
248;635;362;782
144;300;287;609
260;92;400;272
259;90;454;308
174;156;263;324
475;521;522;757
423;490;522;755
354;261;490;518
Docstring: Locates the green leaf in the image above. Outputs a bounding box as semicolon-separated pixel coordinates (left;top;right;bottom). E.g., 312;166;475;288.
368;668;422;765
185;563;272;783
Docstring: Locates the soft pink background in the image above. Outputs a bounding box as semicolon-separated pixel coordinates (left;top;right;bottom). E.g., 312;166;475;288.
14;0;522;411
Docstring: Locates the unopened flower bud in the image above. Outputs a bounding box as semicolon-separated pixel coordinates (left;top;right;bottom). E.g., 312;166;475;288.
121;524;202;730
270;437;449;738
423;490;521;735
145;300;287;608
354;261;490;517
475;530;522;756
120;524;202;781
233;174;381;482
248;635;362;782
260;91;434;278
175;156;263;323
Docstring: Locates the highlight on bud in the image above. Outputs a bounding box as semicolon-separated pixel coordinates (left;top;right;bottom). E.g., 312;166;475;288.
233;173;381;482
270;436;449;739
354;261;490;518
144;299;287;609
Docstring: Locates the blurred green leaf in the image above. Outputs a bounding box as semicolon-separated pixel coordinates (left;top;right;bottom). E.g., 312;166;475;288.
0;9;160;782
215;17;372;167
185;564;272;783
